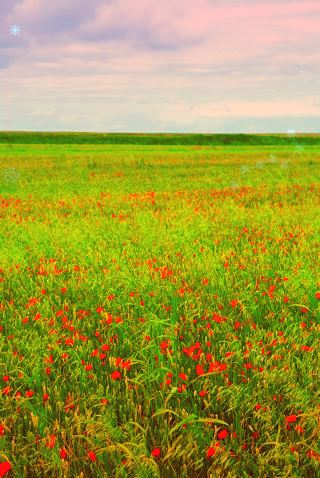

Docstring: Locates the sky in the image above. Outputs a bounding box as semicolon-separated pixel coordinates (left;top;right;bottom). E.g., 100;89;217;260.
1;0;320;133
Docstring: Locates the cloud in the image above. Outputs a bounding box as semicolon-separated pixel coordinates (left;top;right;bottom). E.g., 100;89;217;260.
75;0;211;51
0;0;319;131
10;0;102;34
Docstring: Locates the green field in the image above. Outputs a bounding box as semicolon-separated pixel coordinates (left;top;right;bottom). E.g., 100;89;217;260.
0;135;319;477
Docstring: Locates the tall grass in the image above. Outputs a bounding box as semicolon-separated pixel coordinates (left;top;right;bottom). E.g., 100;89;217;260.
0;140;319;477
1;131;320;146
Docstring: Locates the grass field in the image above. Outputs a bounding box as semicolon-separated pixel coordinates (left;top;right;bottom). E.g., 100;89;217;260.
0;136;319;477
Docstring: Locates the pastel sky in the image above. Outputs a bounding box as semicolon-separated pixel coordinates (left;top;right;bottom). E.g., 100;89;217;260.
1;0;320;133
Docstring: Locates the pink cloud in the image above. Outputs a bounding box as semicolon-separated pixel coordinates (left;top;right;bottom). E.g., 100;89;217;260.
1;0;319;132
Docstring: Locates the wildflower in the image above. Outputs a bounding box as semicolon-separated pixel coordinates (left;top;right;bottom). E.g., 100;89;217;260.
217;429;228;440
177;385;187;393
196;364;205;376
231;299;238;308
110;370;121;380
120;359;131;370
285;415;297;423
87;450;97;462
46;434;56;448
60;447;68;460
151;447;161;457
0;461;11;477
207;446;215;458
26;390;35;398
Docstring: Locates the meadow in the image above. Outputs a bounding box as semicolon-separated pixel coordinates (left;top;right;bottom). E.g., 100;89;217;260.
0;135;319;477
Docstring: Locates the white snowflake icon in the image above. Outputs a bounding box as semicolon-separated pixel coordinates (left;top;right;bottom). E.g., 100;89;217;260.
10;25;21;35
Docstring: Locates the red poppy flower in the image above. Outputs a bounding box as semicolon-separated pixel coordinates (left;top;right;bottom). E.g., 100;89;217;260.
285;414;297;423
207;446;215;458
151;447;161;457
0;461;11;477
46;434;56;449
60;447;68;460
196;364;205;376
87;450;97;462
110;370;121;380
217;429;228;440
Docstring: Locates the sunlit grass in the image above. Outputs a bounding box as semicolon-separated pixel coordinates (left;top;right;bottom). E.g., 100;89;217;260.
0;139;319;477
